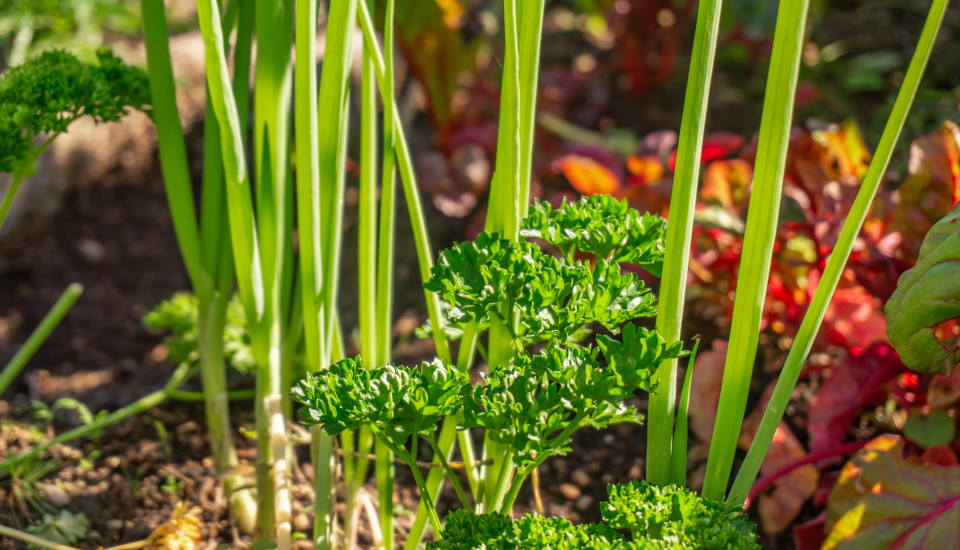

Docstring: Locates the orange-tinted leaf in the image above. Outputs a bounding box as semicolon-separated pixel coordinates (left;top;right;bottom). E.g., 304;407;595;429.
824;434;960;550
700;159;753;213
892;121;960;258
554;154;621;195
626;154;664;185
812;120;871;180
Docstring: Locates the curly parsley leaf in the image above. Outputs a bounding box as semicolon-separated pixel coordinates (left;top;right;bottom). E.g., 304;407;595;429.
293;357;469;449
430;482;758;549
521;194;666;275
602;481;760;549
0;49;149;173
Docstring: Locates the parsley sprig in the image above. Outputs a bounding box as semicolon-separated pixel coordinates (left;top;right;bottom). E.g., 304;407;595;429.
429;481;759;550
295;196;686;529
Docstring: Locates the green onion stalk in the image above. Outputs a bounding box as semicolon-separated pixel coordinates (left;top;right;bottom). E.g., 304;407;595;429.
139;0;256;534
727;0;949;506
644;0;724;486
701;0;811;501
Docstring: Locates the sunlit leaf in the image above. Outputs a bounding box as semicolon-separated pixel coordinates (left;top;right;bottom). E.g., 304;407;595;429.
824;435;960;550
555;154;621;196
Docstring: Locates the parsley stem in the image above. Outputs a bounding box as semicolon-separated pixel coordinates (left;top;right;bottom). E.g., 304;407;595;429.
392;443;444;538
426;435;473;510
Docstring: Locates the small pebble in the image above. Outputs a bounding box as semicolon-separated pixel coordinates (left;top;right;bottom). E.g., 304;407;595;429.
106;519;124;532
559;483;581;500
77;238;107;264
38;484;70;508
575;495;595;512
570;468;591;488
293;513;310;532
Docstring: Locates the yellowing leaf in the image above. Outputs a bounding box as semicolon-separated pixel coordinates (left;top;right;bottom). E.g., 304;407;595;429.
555;154;621;196
823;435;960;550
146;502;203;550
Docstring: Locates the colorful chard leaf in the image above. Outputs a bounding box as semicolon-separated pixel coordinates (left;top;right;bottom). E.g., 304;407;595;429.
0;49;149;172
824;435;960;550
554;154;622;196
521;194;666;273
902;409;956;450
807;343;905;454
426;207;660;347
463;335;681;467
429;482;759;550
885;202;960;374
293;357;469;449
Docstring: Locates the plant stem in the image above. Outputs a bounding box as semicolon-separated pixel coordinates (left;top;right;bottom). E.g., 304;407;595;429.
499;412;587;514
426;435;472;510
646;0;724;485
401;414;459;550
670;338;700;486
516;0;546;217
701;0;810;501
2;362;192;469
139;0;204;291
167;388;254;402
726;0;949;507
0;170;25;232
0;283;82;395
485;0;521;239
375;1;398;545
0;524;81;550
358;0;451;365
393;445;444;539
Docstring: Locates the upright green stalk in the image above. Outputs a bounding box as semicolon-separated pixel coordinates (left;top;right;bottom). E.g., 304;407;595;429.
516;0;545;217
196;0;286;540
701;0;810;501
645;0;723;486
140;0;204;292
726;0;949;507
141;0;255;532
314;1;359;546
375;1;398;544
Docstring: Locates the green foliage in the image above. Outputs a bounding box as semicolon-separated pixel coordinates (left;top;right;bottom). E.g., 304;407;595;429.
464;335;681;467
521;195;666;274
26;510;89;549
885;203;960;375
429;482;759;550
602;481;759;549
0;0;143;66
296;196;682;521
293;357;469;450
0;48;148;172
144;292;256;374
426;199;661;348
